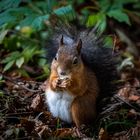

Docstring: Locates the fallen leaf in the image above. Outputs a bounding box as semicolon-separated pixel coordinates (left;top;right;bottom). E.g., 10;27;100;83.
35;124;51;138
54;128;73;138
30;94;44;112
128;95;140;101
118;83;139;102
118;85;131;98
98;128;110;140
127;109;137;118
21;118;35;133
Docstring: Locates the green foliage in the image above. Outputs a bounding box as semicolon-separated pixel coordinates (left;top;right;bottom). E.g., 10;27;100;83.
0;91;4;97
100;109;136;134
1;45;43;72
106;120;134;132
0;0;75;31
0;29;8;44
0;0;75;78
103;36;114;48
0;75;5;86
107;9;130;24
86;0;139;32
87;13;107;33
0;0;139;78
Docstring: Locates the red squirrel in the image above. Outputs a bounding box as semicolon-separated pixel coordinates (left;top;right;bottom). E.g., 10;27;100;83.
45;26;117;127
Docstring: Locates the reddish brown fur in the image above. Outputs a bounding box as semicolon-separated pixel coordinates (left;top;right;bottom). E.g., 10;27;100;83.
71;67;99;127
49;58;99;127
47;39;99;127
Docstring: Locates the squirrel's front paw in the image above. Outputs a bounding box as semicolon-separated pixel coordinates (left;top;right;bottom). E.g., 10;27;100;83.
51;78;71;90
59;78;71;88
51;78;62;90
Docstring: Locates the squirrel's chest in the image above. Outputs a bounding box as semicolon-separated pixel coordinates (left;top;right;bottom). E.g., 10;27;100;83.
45;88;74;123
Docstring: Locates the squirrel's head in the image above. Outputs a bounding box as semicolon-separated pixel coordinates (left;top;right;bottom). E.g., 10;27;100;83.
52;35;83;79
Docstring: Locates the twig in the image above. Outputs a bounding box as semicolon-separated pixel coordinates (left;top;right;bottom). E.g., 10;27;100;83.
100;102;124;116
11;136;41;140
114;94;140;112
1;116;20;119
5;111;33;116
1;73;41;93
35;112;44;120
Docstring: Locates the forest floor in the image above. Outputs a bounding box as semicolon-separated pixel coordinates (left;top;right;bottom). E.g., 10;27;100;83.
1;25;140;140
1;67;140;140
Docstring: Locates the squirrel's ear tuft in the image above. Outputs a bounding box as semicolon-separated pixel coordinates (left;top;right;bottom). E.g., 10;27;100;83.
77;39;82;53
59;35;64;46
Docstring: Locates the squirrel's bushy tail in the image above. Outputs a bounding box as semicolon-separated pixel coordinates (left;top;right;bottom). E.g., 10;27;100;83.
46;16;118;98
80;28;118;97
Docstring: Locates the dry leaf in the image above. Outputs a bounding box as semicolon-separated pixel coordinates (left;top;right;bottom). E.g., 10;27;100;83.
35;124;51;138
118;85;131;98
21;118;35;133
118;83;139;102
98;128;110;140
72;127;87;138
30;94;44;111
127;109;137;118
54;128;73;137
128;95;140;101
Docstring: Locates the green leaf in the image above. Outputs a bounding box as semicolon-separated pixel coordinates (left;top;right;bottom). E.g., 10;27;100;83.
103;36;113;48
38;58;47;67
0;0;22;12
0;75;3;80
16;57;24;68
98;0;111;12
3;60;15;72
10;7;33;16
20;14;49;31
0;29;8;44
86;13;107;33
2;51;20;63
34;1;50;13
42;64;50;75
107;10;131;25
20;15;36;27
54;5;75;20
31;15;49;30
113;0;138;5
17;69;30;77
54;5;73;15
22;46;40;63
0;10;17;26
0;91;4;97
96;19;107;34
86;14;98;27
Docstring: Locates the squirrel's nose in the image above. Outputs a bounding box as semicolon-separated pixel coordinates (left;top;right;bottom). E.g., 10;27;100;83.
60;71;66;76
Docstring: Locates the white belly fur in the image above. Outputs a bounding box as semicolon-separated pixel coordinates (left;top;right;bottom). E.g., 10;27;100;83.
45;88;74;123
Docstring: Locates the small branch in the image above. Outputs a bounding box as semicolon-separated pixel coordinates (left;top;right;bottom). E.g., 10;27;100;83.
0;108;7;113
13;136;41;140
100;102;124;116
6;111;33;116
2;116;20;119
114;94;140;112
1;73;41;93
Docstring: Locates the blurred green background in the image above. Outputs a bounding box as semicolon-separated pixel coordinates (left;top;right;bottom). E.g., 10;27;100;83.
0;0;140;80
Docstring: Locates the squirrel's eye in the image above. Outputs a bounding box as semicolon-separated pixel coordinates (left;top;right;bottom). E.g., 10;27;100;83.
73;57;78;65
54;56;57;61
54;54;58;61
